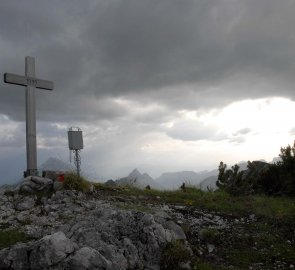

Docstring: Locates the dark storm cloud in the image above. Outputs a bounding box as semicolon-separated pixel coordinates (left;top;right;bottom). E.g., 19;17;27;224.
1;0;295;122
84;0;295;95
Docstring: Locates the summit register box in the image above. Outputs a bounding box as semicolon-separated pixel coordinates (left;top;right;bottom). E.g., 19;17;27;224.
68;130;83;150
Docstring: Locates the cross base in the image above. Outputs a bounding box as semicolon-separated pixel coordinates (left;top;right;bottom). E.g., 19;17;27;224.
24;169;39;178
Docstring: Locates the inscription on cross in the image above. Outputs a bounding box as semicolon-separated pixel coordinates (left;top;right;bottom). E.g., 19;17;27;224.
3;56;54;176
4;73;53;89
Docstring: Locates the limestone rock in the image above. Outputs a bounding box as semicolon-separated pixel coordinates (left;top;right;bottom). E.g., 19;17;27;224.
17;176;53;193
163;220;186;240
0;190;190;269
66;247;112;270
29;231;77;269
53;181;63;191
0;243;31;270
15;196;35;211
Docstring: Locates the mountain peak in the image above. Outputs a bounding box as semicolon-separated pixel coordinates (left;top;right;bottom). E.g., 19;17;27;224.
116;169;163;189
39;157;71;172
129;168;142;178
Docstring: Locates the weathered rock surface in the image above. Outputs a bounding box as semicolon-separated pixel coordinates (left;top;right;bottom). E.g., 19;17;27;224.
16;176;53;193
0;190;188;269
0;231;77;270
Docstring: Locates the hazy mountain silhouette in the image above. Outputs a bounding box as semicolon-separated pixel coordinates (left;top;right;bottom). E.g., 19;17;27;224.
39;157;72;172
116;169;163;189
156;170;218;190
198;175;218;191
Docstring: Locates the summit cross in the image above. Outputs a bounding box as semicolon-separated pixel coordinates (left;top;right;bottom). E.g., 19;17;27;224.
4;56;54;176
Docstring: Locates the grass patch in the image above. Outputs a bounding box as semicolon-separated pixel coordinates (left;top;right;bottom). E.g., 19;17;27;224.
115;186;295;221
225;248;264;268
191;261;226;270
0;229;31;249
252;195;295;219
92;182;113;190
63;173;91;192
217;221;295;269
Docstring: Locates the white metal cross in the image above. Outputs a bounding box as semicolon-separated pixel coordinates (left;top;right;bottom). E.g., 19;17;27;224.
4;56;54;176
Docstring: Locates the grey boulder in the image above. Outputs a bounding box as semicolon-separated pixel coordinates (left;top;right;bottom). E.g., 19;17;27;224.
16;176;53;193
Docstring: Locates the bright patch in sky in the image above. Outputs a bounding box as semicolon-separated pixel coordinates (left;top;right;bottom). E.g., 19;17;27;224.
84;97;295;177
169;97;295;166
129;97;294;174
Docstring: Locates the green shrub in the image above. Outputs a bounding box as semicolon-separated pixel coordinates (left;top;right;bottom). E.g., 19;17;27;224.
161;240;191;270
256;143;295;196
216;162;245;196
63;173;91;192
217;142;295;196
199;228;219;244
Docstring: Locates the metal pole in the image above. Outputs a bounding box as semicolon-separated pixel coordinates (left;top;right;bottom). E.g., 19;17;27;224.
74;150;81;177
25;56;38;176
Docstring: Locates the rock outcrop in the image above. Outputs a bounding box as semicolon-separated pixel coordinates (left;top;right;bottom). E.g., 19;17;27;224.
15;176;53;194
0;190;187;270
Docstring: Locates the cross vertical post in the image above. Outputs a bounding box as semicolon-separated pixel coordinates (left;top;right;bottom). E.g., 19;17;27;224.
25;56;38;176
3;56;54;177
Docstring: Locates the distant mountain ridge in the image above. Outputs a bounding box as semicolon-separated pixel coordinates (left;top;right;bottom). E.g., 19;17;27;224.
198;175;218;191
156;170;218;190
116;169;163;190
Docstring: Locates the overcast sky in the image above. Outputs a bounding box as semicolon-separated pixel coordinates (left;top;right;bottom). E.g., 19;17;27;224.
1;0;295;183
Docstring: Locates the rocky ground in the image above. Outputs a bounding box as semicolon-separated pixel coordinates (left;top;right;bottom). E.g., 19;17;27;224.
0;189;186;269
0;176;294;269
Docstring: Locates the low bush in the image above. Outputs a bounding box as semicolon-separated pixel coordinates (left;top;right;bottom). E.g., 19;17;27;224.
217;142;295;196
63;173;91;192
161;240;191;270
199;228;220;244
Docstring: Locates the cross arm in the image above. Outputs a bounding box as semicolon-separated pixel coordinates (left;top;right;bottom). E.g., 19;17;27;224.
4;73;54;90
